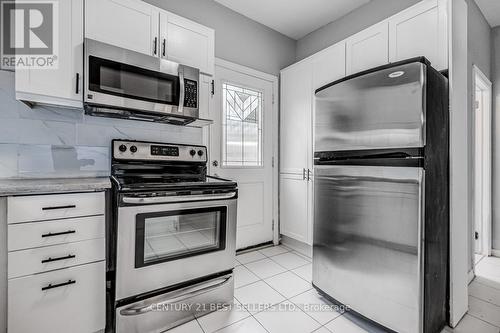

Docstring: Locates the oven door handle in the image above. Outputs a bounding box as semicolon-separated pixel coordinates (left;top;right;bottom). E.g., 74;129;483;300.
122;192;236;204
119;275;233;316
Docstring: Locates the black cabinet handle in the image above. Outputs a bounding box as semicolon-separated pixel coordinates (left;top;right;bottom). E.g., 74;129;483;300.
162;38;166;57
42;205;76;211
41;254;76;264
211;80;215;96
42;280;76;291
41;230;76;238
75;73;80;94
153;37;158;55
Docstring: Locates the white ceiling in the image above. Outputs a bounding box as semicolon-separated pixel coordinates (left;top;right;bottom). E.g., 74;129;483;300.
214;0;371;40
475;0;500;27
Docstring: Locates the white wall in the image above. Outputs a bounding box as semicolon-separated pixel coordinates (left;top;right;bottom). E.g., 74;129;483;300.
295;0;420;60
142;0;296;76
492;26;500;250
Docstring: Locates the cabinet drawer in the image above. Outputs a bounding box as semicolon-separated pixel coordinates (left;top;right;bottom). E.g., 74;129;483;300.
8;215;105;251
8;238;105;279
7;192;105;224
8;261;105;333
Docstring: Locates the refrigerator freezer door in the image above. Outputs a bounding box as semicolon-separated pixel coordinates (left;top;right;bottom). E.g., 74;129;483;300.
315;62;426;152
312;165;424;333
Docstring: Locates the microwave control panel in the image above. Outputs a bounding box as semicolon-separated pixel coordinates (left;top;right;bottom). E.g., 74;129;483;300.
184;79;198;109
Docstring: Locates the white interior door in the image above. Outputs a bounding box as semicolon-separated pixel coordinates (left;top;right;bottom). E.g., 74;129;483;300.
473;65;492;257
210;62;276;250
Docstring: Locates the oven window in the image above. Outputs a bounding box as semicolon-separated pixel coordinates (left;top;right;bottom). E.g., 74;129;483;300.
88;56;180;105
135;207;227;267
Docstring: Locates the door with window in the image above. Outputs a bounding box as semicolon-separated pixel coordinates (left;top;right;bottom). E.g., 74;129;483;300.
210;62;276;249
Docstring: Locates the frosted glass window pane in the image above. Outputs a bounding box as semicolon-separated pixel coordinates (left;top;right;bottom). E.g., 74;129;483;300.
222;83;263;167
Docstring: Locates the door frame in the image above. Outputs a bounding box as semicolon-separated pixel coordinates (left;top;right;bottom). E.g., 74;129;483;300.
472;64;492;258
211;58;280;246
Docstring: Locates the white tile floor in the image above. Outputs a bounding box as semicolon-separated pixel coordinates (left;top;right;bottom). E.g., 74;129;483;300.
166;246;500;333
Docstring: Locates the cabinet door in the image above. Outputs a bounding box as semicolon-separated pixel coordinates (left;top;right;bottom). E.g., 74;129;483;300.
199;74;213;147
280;61;313;174
346;21;389;75
8;262;105;333
198;74;213;120
85;0;159;56
312;42;346;90
161;11;215;75
389;0;448;70
15;0;83;108
280;174;311;244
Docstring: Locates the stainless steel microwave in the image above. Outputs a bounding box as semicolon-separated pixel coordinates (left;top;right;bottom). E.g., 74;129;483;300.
84;38;200;125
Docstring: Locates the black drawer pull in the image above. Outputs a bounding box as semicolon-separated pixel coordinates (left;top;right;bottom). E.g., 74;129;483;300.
42;205;76;211
42;279;76;291
75;72;80;94
41;230;76;238
41;254;76;264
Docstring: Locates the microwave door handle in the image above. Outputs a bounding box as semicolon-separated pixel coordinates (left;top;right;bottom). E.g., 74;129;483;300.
119;276;232;316
178;68;185;114
122;192;236;204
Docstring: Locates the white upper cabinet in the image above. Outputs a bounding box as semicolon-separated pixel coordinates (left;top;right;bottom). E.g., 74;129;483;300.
346;21;389;75
280;60;313;175
312;41;346;90
389;0;448;70
86;0;215;74
16;0;83;108
160;11;215;75
85;0;159;56
198;74;213;120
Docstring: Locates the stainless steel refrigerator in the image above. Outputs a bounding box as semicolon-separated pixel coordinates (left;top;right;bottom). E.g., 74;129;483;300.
312;57;449;333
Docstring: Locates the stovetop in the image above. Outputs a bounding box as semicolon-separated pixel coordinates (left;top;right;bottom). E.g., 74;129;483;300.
113;175;237;193
110;140;237;193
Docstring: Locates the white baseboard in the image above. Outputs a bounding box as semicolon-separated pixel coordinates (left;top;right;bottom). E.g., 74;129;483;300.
491;249;500;258
280;235;312;258
468;270;475;284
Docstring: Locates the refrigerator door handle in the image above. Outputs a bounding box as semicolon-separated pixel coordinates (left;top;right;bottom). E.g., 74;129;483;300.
302;168;307;180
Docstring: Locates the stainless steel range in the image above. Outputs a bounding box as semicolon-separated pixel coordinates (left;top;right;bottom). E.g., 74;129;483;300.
108;140;237;333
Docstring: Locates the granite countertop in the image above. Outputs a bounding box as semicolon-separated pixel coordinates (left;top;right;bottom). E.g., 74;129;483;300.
0;177;112;196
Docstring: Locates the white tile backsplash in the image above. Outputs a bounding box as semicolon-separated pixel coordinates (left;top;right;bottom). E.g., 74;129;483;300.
17;145;110;178
18;120;76;145
0;70;203;179
0;119;20;144
0;144;18;178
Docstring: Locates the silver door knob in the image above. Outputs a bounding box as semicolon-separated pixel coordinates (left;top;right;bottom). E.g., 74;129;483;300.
212;160;219;167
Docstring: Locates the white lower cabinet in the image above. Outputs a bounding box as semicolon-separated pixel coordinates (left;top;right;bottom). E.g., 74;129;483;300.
6;192;106;333
8;238;105;279
280;174;313;245
8;261;105;333
7;192;105;224
8;215;105;251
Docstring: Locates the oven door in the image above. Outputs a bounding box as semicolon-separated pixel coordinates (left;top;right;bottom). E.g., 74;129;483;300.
116;195;237;301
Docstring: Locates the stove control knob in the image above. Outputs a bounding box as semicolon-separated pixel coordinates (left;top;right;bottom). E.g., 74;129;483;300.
130;145;138;153
119;144;127;152
197;150;204;157
189;149;196;156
